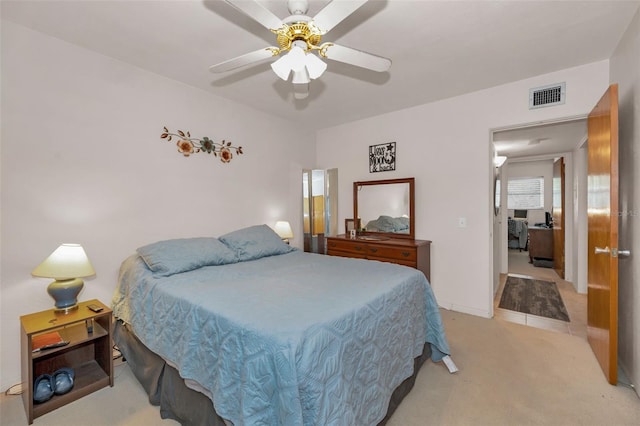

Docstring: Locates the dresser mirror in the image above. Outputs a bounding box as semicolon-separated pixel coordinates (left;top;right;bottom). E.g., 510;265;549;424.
353;177;415;240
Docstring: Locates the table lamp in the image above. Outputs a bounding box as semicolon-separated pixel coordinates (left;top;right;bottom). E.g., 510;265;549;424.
32;244;95;312
274;221;294;244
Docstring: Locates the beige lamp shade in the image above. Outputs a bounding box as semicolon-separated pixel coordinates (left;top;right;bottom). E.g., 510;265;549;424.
32;244;95;312
32;244;95;279
274;221;294;240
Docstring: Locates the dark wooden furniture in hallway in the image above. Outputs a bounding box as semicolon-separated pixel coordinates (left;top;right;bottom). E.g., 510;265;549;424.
528;226;553;263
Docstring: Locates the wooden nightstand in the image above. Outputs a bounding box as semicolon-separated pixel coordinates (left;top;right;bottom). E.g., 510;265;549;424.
20;299;114;424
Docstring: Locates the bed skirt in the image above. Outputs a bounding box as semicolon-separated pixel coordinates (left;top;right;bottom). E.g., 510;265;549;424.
114;320;431;426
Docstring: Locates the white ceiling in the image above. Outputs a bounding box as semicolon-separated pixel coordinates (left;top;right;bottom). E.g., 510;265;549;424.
2;0;638;134
493;118;587;158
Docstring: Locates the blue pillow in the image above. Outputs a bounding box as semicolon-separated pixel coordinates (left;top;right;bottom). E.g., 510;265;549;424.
219;224;295;261
137;237;238;277
391;216;410;231
367;215;396;232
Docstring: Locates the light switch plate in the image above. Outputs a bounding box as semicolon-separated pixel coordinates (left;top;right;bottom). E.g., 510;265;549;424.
458;217;467;228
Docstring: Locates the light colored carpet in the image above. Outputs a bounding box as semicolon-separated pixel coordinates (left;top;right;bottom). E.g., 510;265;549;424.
388;310;639;425
2;310;638;425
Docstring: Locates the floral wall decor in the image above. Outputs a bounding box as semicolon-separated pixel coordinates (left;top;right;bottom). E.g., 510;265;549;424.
161;127;243;163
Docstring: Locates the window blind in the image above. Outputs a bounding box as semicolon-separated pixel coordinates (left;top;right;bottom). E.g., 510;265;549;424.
507;177;544;210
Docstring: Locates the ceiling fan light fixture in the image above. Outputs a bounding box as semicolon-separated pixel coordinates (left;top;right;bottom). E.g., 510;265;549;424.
271;54;293;80
288;45;307;71
292;69;310;84
271;44;325;83
305;52;327;79
271;45;305;80
212;0;391;100
293;83;309;100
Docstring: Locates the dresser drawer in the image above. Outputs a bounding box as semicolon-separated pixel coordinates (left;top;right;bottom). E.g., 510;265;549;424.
328;250;367;260
368;256;416;268
325;236;431;283
366;245;416;262
327;239;367;255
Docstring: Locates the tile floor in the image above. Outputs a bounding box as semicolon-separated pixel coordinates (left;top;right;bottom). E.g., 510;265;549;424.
494;249;587;338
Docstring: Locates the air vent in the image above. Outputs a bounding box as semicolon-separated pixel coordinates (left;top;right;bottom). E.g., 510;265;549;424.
529;82;565;109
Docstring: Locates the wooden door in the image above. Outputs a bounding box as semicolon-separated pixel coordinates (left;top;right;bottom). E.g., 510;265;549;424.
587;84;619;385
552;158;565;278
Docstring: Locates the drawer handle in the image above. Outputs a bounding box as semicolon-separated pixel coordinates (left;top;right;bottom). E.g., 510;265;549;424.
329;242;336;247
402;252;410;257
370;248;378;253
355;246;363;251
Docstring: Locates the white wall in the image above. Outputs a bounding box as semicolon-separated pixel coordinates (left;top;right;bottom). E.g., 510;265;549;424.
0;22;315;390
316;61;610;319
610;7;640;395
506;159;554;226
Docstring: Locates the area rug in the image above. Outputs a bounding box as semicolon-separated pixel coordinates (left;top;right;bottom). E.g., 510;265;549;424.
499;276;570;322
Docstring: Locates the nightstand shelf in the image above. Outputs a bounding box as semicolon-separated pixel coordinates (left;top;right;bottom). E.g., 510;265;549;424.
20;299;113;424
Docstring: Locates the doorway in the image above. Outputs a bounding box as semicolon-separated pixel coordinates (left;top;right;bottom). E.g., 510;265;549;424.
492;118;588;337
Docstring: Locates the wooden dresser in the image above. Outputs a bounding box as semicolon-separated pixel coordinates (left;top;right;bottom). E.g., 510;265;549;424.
528;226;554;262
326;235;431;282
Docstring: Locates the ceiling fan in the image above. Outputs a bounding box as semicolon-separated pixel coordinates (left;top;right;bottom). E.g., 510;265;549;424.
209;0;392;100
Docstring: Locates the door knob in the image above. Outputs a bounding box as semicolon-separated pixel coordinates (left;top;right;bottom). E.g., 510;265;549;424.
616;249;631;258
594;247;632;257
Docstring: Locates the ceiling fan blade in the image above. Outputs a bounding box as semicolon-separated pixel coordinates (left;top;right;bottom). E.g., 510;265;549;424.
312;0;368;33
209;48;278;73
322;44;391;72
224;0;283;30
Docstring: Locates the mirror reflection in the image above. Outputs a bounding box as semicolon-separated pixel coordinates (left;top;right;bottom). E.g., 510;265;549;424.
303;168;338;253
354;177;415;239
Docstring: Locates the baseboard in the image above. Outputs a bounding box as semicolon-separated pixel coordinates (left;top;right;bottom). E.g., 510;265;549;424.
617;360;638;396
438;301;491;318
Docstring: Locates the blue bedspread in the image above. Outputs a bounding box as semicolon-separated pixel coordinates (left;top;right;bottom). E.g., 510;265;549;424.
112;250;450;426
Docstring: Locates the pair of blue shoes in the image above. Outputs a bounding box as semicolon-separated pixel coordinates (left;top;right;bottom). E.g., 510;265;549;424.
33;368;74;403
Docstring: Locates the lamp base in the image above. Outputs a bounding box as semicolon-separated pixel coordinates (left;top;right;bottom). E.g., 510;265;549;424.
55;304;79;314
47;278;84;313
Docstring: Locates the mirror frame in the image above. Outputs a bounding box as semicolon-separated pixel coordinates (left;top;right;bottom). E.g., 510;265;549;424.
353;177;415;240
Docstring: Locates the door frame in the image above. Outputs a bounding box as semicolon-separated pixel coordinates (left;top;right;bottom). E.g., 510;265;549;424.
490;115;589;314
553;157;566;279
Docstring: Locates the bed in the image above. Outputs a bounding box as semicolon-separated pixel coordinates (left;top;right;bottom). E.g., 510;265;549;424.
111;225;450;425
364;215;410;234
